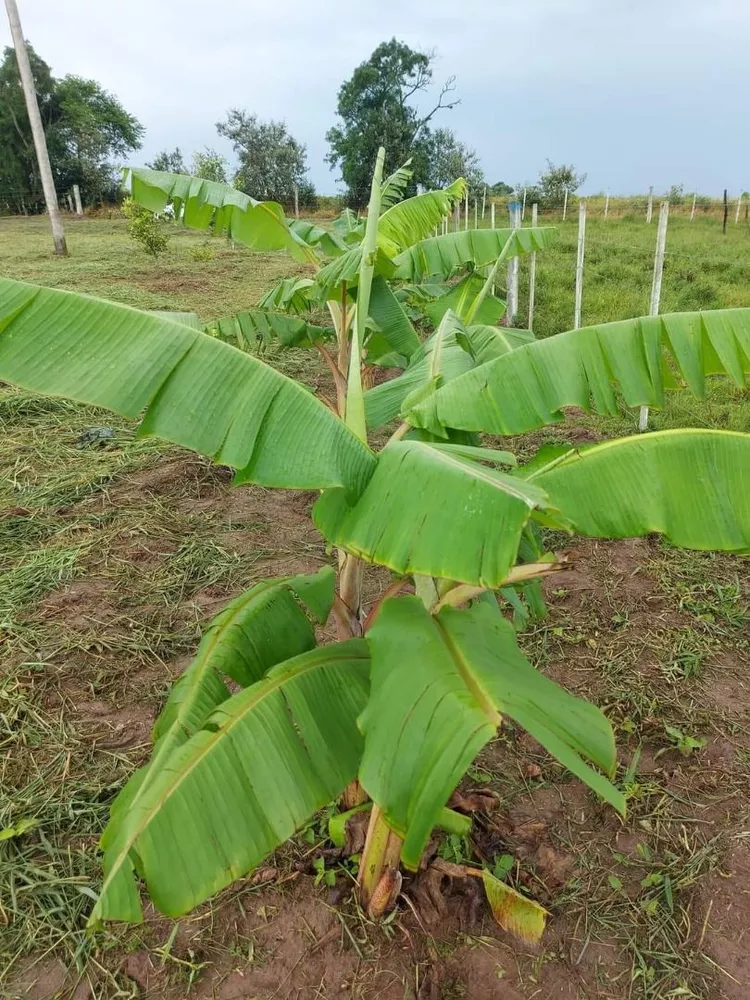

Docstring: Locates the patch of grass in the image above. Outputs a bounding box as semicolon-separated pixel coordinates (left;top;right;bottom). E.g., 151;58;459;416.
0;215;311;321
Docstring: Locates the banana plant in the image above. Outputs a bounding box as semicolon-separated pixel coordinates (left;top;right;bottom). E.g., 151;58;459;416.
2;149;750;945
126;160;555;417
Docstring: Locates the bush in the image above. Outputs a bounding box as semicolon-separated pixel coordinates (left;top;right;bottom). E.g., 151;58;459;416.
189;241;215;262
122;197;170;259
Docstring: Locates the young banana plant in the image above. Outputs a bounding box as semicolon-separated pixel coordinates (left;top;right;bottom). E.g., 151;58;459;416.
2;148;749;944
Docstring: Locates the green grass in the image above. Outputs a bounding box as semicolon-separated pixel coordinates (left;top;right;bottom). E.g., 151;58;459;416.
0;214;312;319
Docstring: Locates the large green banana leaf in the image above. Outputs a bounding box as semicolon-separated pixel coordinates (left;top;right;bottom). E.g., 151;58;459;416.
361;597;623;869
316;245;396;299
151;310;202;329
127;168;312;262
379;160;414;212
378;179;467;255
460;324;535;363
424;274;506;326
527;430;750;551
0;278;375;494
364;312;533;430
91;638;369;922
406;310;750;436
392;226;558;281
288;218;348;257
332;207;364;243
91;567;335;924
367;275;421;360
364;313;476;428
313;439;549;587
257;277;320;314
206;308;333;350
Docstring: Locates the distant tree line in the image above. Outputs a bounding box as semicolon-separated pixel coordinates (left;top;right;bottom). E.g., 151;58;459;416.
2;33;587;218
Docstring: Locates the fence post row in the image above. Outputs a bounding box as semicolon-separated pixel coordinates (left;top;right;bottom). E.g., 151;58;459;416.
528;203;539;331
639;200;669;431
573;199;586;330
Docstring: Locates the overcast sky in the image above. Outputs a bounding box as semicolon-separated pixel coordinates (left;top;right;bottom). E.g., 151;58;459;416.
3;0;748;196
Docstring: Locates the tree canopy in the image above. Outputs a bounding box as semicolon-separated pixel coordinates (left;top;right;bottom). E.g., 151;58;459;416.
146;148;186;174
216;110;308;207
428;128;484;195
326;39;460;206
0;44;143;213
191;147;228;183
526;160;587;208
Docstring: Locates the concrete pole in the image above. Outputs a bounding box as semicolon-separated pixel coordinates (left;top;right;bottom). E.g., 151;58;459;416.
72;183;83;215
639;200;669;431
4;0;67;255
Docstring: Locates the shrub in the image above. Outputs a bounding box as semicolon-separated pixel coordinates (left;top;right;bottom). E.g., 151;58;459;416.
122;197;169;259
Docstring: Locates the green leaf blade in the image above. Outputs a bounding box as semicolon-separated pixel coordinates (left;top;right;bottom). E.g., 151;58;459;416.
0;279;375;495
94;640;370;922
531;430;750;552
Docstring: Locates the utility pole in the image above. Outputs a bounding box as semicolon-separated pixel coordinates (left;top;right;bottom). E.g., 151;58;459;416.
4;0;67;255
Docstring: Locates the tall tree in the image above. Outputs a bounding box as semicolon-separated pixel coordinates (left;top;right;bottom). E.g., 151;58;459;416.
216;110;308;206
0;42;143;215
52;75;143;202
146;148;186;174
428;128;483;195
326;39;459;206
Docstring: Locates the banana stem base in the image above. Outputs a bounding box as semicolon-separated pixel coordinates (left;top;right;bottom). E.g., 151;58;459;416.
358;805;404;919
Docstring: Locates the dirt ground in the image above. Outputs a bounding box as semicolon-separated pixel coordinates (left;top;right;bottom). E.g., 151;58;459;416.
2;394;748;1000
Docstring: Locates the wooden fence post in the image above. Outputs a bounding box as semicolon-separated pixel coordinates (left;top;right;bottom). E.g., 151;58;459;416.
522;186;527;220
646;186;653;223
562;188;569;221
506;202;521;325
481;185;486;220
464;190;469;231
639;200;669;431
573;199;586;329
690;193;697;221
723;189;728;235
528;203;539;331
604;193;609;219
735;193;743;224
474;198;478;229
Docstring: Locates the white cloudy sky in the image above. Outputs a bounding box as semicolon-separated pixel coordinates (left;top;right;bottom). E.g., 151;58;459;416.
3;0;748;195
